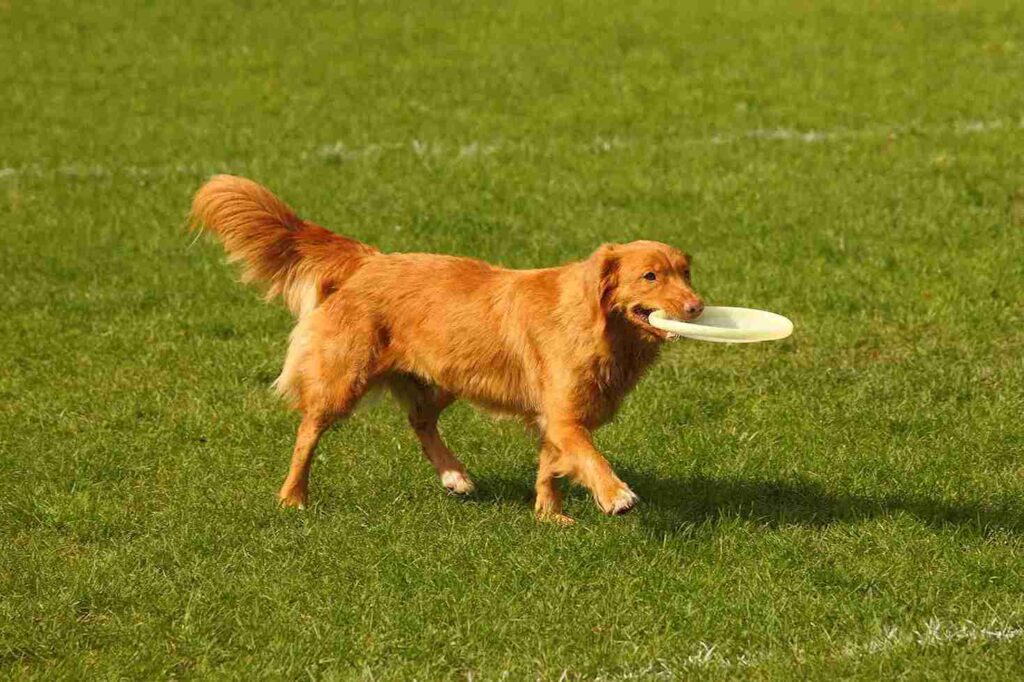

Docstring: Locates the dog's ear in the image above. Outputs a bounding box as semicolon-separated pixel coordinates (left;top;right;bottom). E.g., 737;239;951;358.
589;243;620;312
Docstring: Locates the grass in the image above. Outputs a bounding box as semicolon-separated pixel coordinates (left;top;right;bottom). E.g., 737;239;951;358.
3;0;1024;678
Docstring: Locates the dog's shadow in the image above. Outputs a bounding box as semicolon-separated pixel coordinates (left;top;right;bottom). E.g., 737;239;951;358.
472;470;1024;537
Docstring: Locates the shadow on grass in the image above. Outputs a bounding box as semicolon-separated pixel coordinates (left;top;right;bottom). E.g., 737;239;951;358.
623;471;1024;537
469;471;1024;537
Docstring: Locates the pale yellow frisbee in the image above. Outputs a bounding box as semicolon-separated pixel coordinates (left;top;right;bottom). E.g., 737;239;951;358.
649;307;794;344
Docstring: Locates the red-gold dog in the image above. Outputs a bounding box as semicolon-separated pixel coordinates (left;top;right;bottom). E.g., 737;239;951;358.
190;175;703;523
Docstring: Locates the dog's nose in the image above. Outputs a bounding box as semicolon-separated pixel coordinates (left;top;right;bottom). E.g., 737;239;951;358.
683;300;704;318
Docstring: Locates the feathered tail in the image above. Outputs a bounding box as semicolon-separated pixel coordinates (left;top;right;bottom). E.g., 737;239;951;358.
189;174;376;317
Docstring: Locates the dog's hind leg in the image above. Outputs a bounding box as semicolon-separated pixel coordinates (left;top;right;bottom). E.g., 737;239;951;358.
278;311;377;509
278;410;341;509
389;376;474;495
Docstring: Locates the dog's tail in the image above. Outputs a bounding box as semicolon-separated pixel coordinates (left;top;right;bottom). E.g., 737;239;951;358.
189;174;377;317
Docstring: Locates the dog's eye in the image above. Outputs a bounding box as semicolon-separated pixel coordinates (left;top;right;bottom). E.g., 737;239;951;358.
643;271;657;282
683;268;691;280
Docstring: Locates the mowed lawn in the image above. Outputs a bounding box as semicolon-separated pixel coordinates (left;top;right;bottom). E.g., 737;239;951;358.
3;0;1024;678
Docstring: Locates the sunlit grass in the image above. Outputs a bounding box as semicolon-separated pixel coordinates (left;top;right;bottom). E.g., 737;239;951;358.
2;0;1024;678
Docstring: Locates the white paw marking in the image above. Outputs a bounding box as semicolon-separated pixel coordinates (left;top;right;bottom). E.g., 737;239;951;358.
609;487;639;515
441;470;474;495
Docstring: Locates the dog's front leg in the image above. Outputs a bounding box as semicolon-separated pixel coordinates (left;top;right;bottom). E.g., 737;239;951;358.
540;422;638;517
535;440;573;524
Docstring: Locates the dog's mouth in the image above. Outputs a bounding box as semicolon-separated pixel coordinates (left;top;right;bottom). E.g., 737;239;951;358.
630;305;654;325
628;305;669;339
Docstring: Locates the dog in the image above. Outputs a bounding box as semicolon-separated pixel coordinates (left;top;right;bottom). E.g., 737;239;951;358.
190;175;703;523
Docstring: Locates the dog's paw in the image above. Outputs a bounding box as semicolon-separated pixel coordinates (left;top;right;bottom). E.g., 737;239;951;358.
536;510;576;526
278;481;309;507
278;486;308;510
441;470;475;495
598;485;638;516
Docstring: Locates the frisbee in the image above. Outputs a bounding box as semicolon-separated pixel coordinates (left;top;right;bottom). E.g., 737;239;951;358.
649;306;793;344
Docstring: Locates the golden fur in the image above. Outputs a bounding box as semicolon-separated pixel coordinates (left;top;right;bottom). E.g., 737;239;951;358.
190;175;704;522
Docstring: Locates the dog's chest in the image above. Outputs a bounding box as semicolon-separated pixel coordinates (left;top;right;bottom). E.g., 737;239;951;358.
577;345;659;427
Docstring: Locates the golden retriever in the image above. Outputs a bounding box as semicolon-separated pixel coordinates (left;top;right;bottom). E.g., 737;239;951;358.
190;175;703;523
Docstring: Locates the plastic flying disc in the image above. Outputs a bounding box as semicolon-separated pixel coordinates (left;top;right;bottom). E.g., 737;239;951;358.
649;307;793;344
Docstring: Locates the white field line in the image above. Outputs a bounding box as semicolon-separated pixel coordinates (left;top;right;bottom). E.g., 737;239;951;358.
838;618;1024;659
0;161;248;181
2;117;1022;182
580;618;1024;678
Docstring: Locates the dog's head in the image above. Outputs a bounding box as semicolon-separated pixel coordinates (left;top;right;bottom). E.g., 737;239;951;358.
591;240;704;341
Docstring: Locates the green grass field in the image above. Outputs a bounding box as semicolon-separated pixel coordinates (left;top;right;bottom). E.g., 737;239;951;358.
3;0;1024;678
